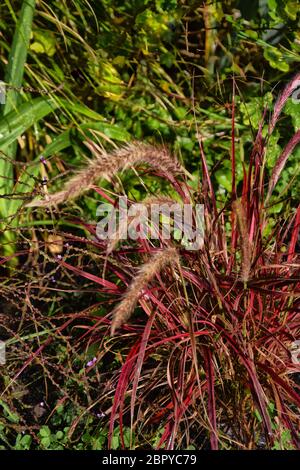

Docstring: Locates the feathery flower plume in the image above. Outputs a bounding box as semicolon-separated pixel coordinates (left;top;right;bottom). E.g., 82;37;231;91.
266;129;300;202
110;246;179;335
26;141;184;208
269;72;300;134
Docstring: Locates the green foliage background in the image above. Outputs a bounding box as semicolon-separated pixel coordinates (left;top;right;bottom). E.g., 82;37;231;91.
0;0;299;205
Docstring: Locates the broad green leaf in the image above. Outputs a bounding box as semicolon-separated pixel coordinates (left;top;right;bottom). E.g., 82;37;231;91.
82;122;131;141
1;0;36;201
0;97;58;149
41;437;51;448
65;101;105;121
30;30;56;56
285;1;298;20
264;47;290;72
0;399;20;424
0;98;58;224
2;0;36;117
39;426;51;437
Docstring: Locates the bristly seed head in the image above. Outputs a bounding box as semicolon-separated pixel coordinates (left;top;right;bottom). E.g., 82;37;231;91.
27;141;184;208
110;246;179;336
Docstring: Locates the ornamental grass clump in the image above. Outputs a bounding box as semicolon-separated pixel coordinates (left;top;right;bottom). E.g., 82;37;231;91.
25;75;300;450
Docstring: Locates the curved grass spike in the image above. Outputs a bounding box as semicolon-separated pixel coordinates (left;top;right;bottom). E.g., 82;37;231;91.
265;72;300;202
266;129;300;202
269;71;300;135
110;247;179;335
27;140;185;207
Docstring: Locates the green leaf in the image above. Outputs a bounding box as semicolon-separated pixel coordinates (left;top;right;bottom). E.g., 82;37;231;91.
266;132;282;169
30;30;56;56
39;426;51;437
1;0;36;197
41;437;51;448
0;97;58;149
263;47;290;72
65;101;105;121
2;0;36;117
56;404;64;415
82;122;131;142
254;409;263;423
244;29;258;40
215;169;231;192
0;399;20;424
92;432;106;450
0;97;58;223
123;427;131;448
20;434;32;449
111;435;119;449
56;431;64;440
284;1;298;20
268;202;283;214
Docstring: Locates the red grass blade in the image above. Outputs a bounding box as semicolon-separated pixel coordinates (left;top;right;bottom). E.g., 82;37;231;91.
203;347;218;450
108;342;140;448
288;206;300;262
58;259;120;292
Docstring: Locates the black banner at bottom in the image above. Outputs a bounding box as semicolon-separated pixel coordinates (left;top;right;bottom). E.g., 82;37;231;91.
0;450;299;467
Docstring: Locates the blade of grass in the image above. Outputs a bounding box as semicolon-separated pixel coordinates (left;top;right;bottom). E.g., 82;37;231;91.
0;0;36;202
0;97;59;257
203;346;218;450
